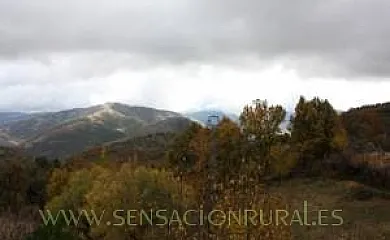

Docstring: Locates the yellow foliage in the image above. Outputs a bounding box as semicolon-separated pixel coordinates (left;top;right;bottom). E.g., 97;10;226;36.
84;163;196;239
46;168;70;200
270;145;298;178
214;187;292;239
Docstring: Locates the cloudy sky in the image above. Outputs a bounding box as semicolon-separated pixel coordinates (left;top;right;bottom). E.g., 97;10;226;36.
1;0;390;114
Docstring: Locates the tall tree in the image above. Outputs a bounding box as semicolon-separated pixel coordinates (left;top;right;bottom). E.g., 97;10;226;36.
290;96;347;172
215;117;243;183
239;99;286;180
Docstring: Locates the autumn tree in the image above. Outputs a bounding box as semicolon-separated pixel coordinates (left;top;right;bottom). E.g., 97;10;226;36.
214;117;243;184
239;99;287;180
167;122;211;199
290;96;347;173
341;108;385;151
43;161;198;240
84;164;196;240
0;156;56;212
46;167;70;201
167;122;205;170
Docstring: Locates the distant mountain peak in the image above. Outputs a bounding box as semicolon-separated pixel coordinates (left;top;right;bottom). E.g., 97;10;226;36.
89;103;126;120
102;102;125;108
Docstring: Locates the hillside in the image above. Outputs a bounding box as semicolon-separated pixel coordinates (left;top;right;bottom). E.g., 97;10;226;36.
69;132;177;165
342;102;390;151
0;103;192;159
270;178;390;239
0;146;22;160
0;112;32;125
0;130;18;147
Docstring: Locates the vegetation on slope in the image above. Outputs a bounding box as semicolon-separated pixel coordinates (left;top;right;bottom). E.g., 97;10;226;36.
1;97;390;239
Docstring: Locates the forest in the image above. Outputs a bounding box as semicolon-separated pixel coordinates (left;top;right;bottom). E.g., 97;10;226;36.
1;96;390;239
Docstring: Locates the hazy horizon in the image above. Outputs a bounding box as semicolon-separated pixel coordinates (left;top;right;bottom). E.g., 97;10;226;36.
0;99;370;116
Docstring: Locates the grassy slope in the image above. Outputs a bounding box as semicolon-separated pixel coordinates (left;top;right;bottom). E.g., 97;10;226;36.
270;178;390;239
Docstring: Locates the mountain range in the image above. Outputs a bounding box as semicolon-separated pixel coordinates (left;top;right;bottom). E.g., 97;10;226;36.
0;103;196;159
0;103;242;159
0;103;294;159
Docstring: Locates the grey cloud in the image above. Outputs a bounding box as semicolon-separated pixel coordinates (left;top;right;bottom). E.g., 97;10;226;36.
1;0;390;77
0;82;94;112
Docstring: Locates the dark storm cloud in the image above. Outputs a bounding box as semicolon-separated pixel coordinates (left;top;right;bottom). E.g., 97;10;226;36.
1;0;390;77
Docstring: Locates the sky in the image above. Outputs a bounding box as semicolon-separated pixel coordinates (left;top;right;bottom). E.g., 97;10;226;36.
1;0;390;114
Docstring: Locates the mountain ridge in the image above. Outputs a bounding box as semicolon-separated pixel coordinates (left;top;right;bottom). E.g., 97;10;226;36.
0;102;297;158
0;103;192;159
